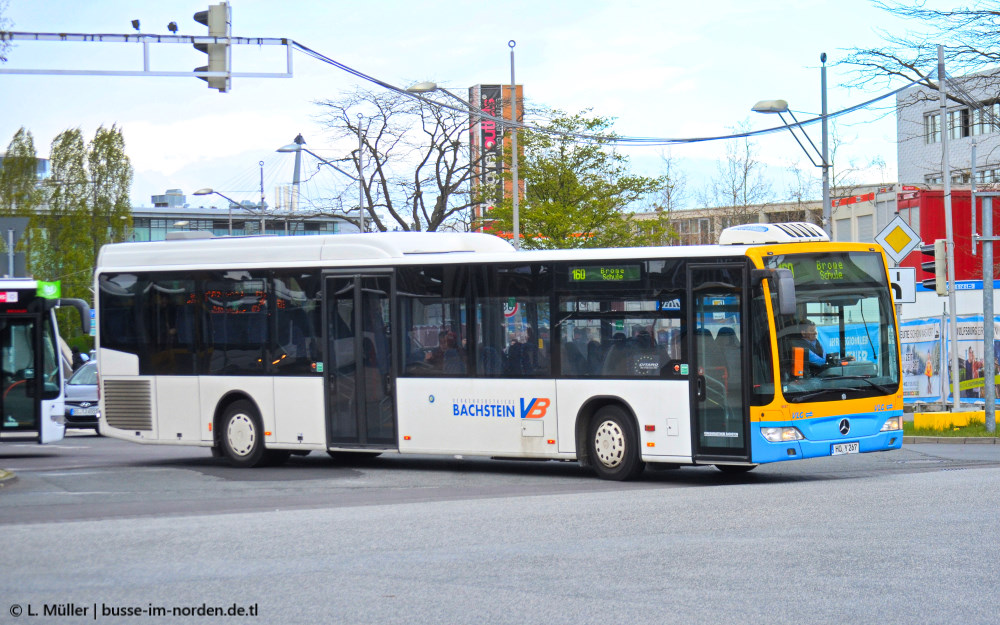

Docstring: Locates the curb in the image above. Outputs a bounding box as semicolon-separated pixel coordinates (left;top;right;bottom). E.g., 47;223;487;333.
904;436;1000;444
0;469;17;487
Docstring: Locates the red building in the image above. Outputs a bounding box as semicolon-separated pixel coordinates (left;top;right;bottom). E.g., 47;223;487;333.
897;188;1000;283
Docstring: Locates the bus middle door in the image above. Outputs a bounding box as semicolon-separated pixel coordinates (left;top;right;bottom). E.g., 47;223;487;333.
687;263;750;463
323;272;396;449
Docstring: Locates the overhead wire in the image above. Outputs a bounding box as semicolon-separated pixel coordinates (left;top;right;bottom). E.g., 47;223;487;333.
289;39;925;147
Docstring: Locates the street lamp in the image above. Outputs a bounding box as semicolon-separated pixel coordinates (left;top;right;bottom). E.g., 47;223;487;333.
118;214;128;241
752;53;831;236
193;187;240;235
406;81;470;107
276;134;365;233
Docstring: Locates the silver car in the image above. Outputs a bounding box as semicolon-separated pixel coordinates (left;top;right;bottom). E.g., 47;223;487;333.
64;361;99;432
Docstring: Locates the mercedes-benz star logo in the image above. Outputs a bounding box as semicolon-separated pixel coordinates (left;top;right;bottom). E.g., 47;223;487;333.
839;419;851;435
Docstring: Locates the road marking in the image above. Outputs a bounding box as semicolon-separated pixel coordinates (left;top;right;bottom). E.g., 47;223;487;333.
2;443;91;449
35;470;107;477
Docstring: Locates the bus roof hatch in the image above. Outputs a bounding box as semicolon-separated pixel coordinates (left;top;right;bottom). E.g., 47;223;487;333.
718;222;829;245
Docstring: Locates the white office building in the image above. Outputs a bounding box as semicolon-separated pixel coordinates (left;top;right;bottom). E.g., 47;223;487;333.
897;70;1000;185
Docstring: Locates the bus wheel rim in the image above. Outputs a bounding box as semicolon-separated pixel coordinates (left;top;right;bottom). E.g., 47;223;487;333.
227;413;256;457
594;420;625;468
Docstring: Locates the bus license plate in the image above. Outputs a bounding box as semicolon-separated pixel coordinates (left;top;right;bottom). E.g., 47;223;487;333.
832;442;859;456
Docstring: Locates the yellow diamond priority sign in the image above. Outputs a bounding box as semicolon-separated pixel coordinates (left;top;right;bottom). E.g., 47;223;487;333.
874;215;920;264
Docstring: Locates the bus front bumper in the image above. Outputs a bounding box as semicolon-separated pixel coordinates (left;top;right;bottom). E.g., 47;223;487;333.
750;412;904;464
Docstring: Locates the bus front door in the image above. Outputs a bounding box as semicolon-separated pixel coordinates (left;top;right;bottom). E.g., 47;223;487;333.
687;264;750;463
324;273;396;449
0;315;53;442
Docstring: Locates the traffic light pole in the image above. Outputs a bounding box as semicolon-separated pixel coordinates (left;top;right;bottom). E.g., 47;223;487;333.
0;31;293;84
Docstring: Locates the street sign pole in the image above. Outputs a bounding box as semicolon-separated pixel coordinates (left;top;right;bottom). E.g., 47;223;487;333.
985;196;995;433
975;194;997;433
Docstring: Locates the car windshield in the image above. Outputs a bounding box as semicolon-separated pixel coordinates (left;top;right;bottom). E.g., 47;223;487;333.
766;251;900;402
68;362;98;386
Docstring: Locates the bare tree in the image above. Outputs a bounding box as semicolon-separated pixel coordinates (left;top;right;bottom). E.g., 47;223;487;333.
0;0;12;63
316;87;489;232
827;121;888;194
783;157;816;205
701;121;773;226
843;1;1000;110
650;149;687;213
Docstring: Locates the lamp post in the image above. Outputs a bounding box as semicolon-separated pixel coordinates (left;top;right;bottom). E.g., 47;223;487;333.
751;53;831;236
509;40;519;250
193;187;240;235
277;135;365;233
357;113;366;233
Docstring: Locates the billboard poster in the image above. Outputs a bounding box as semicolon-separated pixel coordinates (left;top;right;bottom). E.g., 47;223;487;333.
899;318;943;401
946;315;1000;402
470;84;504;209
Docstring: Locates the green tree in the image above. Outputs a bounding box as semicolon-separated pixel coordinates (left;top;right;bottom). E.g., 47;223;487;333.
27;126;132;345
86;125;133;261
0;127;41;217
28;129;88;286
488;111;667;249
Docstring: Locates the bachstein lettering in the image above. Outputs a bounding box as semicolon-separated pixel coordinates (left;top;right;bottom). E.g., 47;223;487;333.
453;398;516;418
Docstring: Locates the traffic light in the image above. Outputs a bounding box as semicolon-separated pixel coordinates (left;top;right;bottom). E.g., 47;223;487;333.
193;2;230;92
920;238;948;296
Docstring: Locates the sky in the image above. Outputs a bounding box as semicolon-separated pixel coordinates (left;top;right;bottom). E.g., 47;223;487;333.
0;0;921;212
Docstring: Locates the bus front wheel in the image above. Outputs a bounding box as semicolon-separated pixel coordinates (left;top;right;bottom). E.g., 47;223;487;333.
588;406;644;481
220;401;267;468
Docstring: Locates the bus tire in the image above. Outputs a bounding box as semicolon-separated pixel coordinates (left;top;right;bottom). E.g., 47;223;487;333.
220;400;267;468
588;405;644;481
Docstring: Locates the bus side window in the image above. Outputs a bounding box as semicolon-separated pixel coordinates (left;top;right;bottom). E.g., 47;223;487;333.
273;272;321;375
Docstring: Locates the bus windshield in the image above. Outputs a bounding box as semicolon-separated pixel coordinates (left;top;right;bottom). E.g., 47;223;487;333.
768;251;900;402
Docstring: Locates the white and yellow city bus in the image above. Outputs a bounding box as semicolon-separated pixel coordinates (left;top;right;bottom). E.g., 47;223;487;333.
94;223;902;480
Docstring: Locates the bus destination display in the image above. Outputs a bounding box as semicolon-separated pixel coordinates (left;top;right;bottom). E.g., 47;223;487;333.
569;265;641;283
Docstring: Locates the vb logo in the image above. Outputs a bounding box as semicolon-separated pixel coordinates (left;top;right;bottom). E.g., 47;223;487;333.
520;398;550;419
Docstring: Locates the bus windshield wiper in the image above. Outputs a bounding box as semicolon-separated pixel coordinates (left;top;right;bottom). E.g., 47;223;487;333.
828;375;896;394
787;388;845;403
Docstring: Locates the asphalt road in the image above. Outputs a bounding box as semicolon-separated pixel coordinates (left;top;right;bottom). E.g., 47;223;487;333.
1;433;999;624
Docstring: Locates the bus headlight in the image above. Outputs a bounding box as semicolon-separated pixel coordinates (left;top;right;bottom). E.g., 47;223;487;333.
880;416;903;432
762;427;804;442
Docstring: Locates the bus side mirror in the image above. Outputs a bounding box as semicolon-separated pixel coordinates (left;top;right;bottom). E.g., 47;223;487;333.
752;268;796;316
773;268;796;316
47;298;91;335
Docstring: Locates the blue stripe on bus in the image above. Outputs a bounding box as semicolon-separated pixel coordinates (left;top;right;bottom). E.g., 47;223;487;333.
750;410;904;464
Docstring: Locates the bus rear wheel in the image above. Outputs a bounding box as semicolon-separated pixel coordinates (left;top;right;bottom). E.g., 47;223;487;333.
588;406;644;481
220;400;267;468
